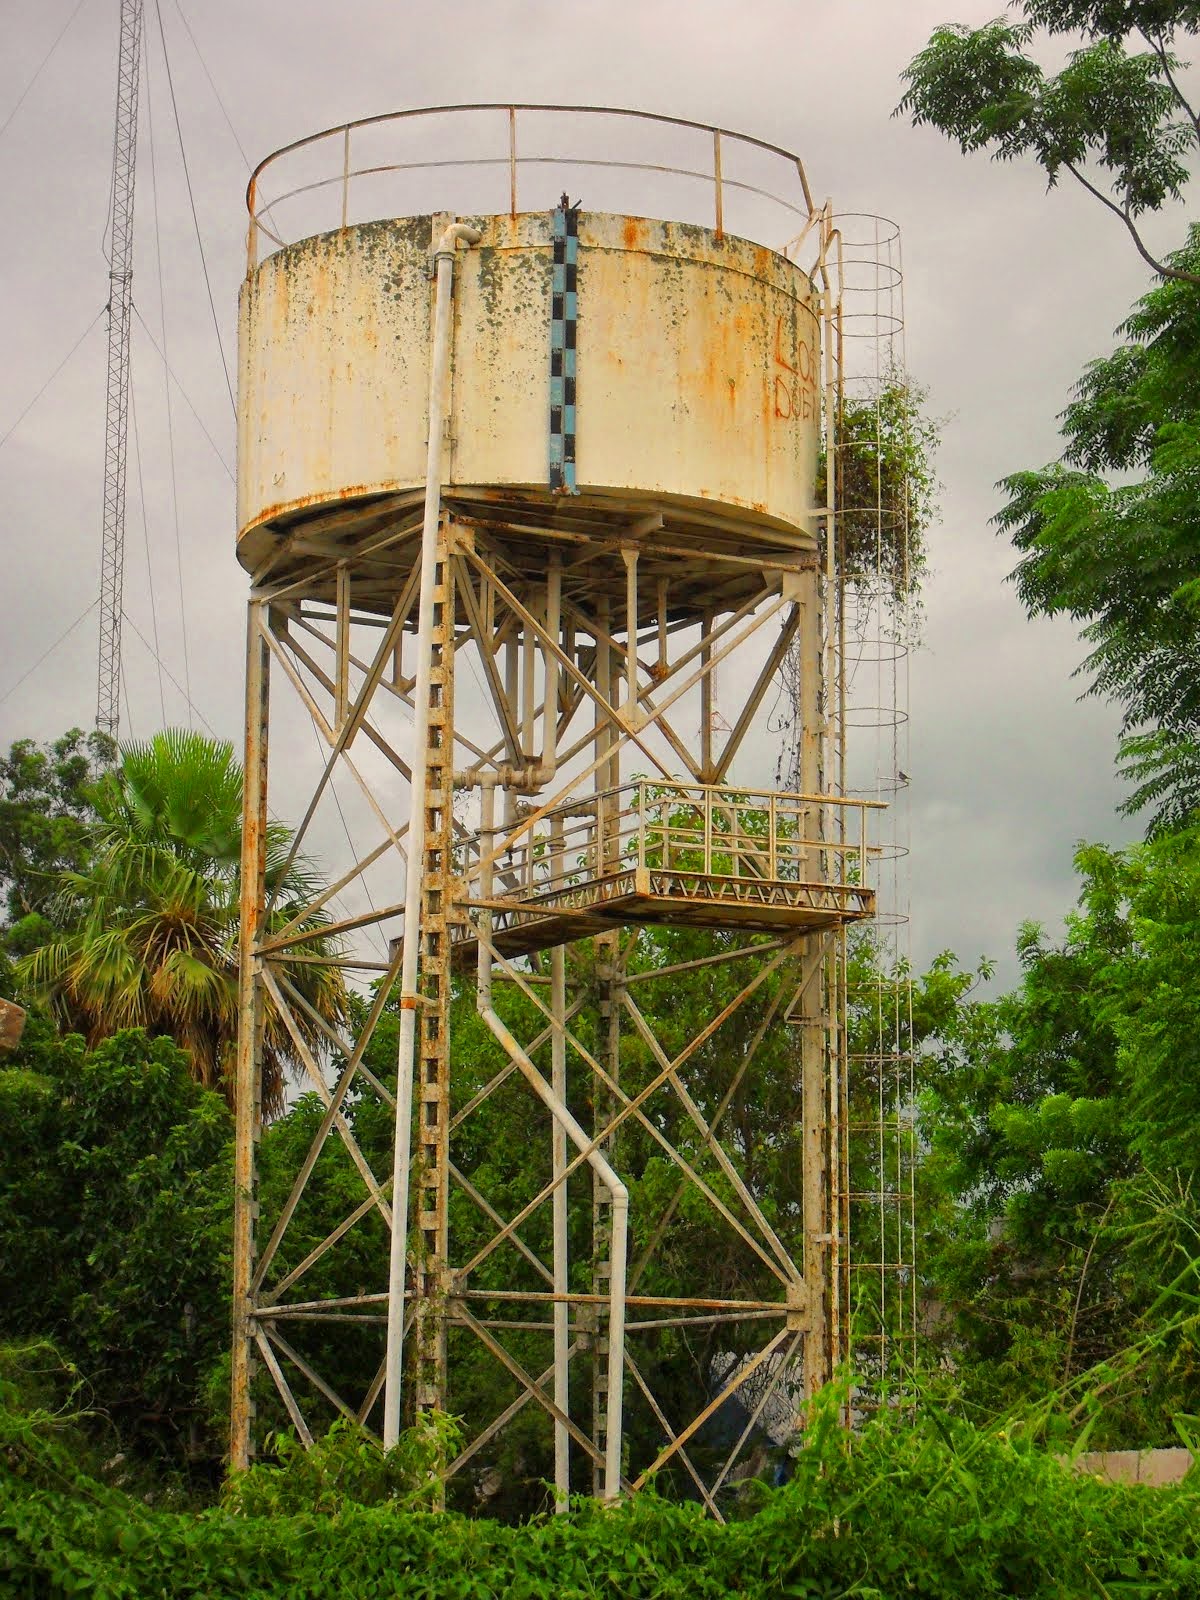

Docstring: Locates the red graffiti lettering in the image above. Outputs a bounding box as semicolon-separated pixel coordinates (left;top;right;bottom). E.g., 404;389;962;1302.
773;315;798;374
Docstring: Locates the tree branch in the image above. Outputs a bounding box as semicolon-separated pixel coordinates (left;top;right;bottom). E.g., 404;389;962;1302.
1064;162;1200;285
1141;28;1200;143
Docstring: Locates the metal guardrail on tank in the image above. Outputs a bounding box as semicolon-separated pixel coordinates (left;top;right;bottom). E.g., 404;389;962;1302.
243;103;824;268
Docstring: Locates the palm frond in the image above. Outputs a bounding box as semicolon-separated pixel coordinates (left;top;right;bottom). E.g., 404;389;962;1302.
19;730;348;1120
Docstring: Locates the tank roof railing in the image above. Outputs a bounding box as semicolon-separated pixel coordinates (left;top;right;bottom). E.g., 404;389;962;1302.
245;103;821;270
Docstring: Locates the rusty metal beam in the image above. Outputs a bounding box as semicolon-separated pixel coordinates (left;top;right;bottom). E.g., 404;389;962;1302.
231;600;269;1471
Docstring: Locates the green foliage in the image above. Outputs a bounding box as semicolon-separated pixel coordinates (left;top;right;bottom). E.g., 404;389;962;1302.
222;1413;464;1516
898;5;1200;283
0;729;114;955
0;1020;233;1472
814;374;940;608
899;4;1200;826
994;237;1200;831
4;1379;1200;1597
836;375;939;605
919;827;1200;1437
16;729;347;1113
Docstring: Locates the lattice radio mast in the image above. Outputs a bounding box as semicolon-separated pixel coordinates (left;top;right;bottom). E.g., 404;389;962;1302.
97;0;144;738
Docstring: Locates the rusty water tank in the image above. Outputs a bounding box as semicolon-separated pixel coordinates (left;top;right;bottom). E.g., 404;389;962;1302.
236;208;821;576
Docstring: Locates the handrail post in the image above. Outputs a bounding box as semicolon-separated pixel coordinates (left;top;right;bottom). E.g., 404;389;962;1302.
713;129;724;238
638;781;646;874
341;126;351;230
508;107;518;219
246;178;258;274
769;792;777;879
551;811;564;897
859;801;867;888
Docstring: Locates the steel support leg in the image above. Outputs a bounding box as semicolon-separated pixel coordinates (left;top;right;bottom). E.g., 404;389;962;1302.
231;599;270;1469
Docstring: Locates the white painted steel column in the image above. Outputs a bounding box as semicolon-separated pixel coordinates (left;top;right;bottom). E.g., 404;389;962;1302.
550;823;570;1506
622;546;639;714
383;220;480;1449
476;783;627;1501
545;556;568;1503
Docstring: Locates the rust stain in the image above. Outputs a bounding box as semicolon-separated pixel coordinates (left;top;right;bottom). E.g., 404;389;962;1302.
621;216;646;252
249;481;404;529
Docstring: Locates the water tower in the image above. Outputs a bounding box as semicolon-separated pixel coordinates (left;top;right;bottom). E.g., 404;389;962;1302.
231;106;912;1509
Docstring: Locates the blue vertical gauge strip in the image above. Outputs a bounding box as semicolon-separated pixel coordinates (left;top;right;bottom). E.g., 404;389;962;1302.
549;200;579;494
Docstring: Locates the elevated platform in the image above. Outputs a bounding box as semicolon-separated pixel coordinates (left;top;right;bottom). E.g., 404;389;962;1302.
452;782;879;965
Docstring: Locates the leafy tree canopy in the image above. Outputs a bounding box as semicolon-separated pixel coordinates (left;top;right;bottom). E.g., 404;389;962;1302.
920;825;1200;1438
996;230;1200;830
0;1002;232;1475
901;4;1200;829
0;729;114;955
16;730;347;1113
898;2;1200;283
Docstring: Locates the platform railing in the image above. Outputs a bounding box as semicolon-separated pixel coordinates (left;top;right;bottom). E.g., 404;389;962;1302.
245;104;818;269
461;782;879;909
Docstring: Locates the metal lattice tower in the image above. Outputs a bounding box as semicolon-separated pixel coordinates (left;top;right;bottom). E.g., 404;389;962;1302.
97;0;144;739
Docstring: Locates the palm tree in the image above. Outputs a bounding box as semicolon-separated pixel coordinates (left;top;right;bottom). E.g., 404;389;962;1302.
19;729;347;1116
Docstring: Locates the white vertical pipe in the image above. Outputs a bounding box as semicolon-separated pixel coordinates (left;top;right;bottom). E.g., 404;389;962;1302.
504;635;519;828
604;1177;627;1497
522;597;536;757
476;790;626;1499
622;546;638;713
543;555;561;774
547;558;568;1502
383;219;480;1451
476;996;627;1499
550;834;569;1505
700;610;713;779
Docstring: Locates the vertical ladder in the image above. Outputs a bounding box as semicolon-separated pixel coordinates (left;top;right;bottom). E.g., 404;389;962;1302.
414;533;456;1417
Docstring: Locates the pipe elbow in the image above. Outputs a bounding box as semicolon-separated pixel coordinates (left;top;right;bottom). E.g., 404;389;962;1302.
435;221;483;257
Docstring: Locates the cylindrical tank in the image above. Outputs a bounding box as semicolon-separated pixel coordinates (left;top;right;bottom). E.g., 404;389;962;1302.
236;209;821;577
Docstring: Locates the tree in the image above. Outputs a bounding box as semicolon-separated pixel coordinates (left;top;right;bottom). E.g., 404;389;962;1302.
17;730;346;1115
0;729;115;956
918;831;1200;1440
900;5;1200;830
996;244;1200;830
898;4;1200;285
0;1003;233;1473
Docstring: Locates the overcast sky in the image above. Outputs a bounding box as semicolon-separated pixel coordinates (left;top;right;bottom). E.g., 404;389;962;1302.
3;0;1182;985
